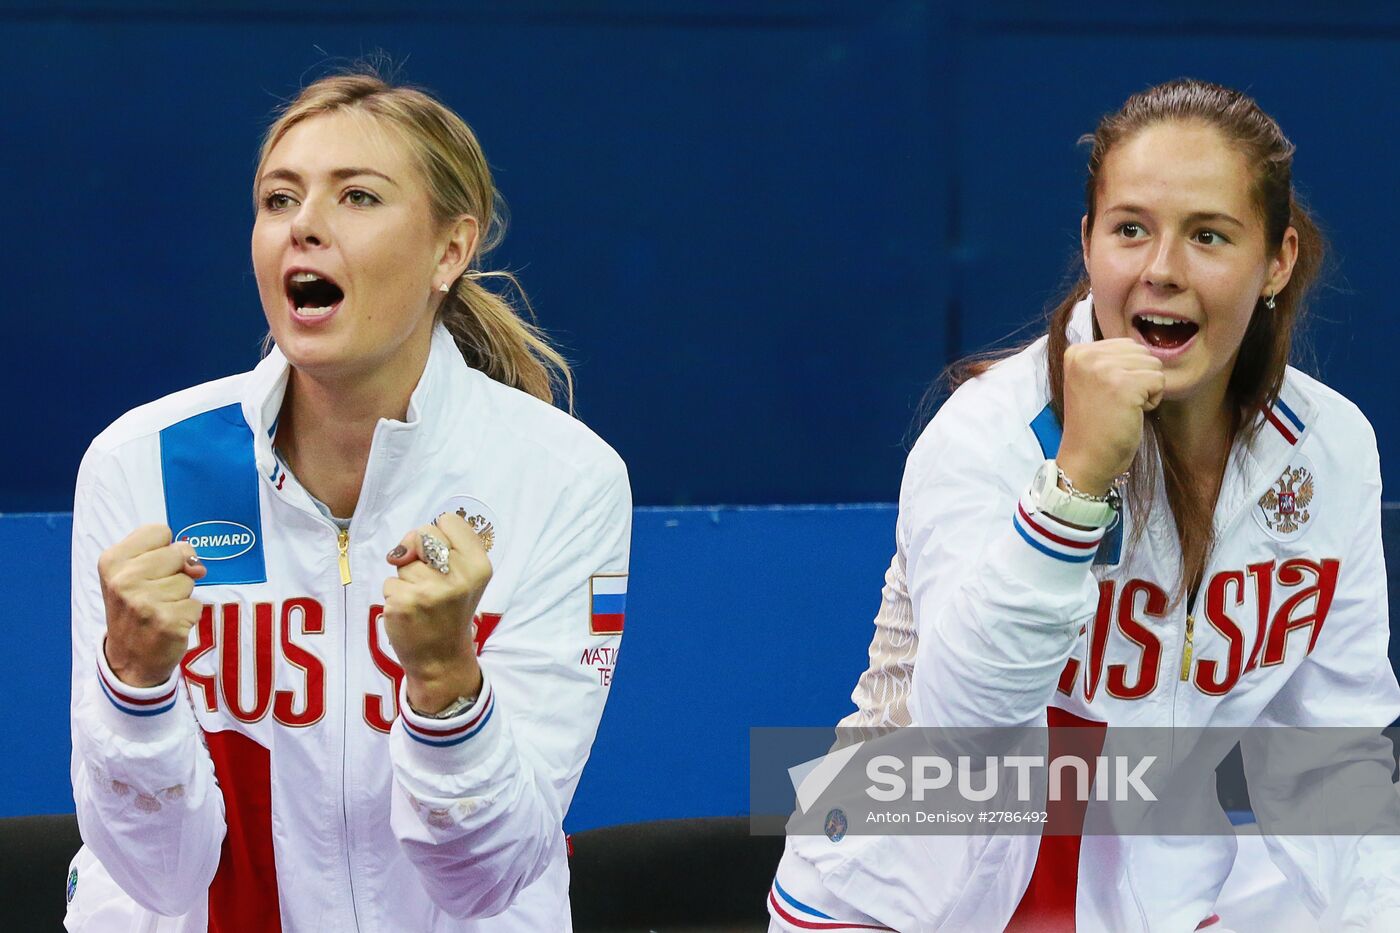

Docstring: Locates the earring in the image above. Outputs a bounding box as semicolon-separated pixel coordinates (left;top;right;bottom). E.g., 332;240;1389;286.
1265;291;1276;310
438;282;450;293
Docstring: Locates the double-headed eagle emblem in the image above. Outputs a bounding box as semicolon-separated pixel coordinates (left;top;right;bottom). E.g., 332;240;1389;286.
456;508;495;552
1259;466;1314;535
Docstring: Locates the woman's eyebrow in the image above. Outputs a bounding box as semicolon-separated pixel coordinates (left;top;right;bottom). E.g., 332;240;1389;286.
258;167;397;187
1183;210;1245;229
1102;204;1245;228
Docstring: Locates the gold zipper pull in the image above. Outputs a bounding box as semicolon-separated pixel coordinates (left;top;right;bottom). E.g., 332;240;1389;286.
1179;614;1195;681
337;528;352;585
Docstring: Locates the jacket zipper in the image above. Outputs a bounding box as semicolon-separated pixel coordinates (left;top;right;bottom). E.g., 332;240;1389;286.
336;526;363;931
332;432;389;933
1153;506;1240;922
1137;445;1285;925
338;528;352;585
1178;614;1195;681
269;429;391;930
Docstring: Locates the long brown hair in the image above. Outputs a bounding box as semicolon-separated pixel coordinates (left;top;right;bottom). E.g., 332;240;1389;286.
255;69;573;409
947;79;1327;598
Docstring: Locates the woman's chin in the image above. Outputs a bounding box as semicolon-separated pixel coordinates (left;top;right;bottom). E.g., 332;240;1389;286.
273;331;352;375
268;316;433;384
1157;364;1233;412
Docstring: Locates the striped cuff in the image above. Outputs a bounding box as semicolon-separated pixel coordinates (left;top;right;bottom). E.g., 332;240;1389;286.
396;671;499;772
95;639;184;740
999;491;1109;594
400;681;494;748
768;878;892;930
1012;493;1106;564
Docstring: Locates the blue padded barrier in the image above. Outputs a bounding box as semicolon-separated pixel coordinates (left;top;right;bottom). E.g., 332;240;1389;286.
3;506;1398;830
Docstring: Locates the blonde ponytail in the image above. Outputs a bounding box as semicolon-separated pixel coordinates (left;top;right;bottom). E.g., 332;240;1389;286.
441;271;574;410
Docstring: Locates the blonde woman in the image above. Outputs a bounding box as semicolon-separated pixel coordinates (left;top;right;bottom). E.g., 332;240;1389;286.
66;72;631;931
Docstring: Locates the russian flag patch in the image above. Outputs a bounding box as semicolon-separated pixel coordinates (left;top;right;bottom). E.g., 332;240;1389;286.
1263;397;1306;446
589;573;627;635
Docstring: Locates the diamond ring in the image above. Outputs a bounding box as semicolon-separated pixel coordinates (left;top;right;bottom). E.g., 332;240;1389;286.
421;532;451;575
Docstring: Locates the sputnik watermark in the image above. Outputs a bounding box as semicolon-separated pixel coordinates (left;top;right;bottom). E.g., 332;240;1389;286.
865;754;1157;803
750;726;1400;837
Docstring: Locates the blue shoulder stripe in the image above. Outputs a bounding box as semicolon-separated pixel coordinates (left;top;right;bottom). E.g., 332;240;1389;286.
1274;397;1306;433
159;403;268;586
1028;403;1122;567
1029;403;1063;459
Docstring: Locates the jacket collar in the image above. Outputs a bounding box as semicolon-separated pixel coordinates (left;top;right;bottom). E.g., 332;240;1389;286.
240;323;474;505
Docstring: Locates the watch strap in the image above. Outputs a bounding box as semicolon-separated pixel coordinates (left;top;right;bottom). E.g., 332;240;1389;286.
1031;460;1118;529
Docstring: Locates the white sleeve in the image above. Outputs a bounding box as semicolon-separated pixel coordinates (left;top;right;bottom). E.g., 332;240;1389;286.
387;456;632;919
905;396;1105;729
69;444;226;917
1240;431;1400;929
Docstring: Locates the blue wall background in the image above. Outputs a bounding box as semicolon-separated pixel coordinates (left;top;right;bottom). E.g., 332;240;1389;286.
3;1;1399;511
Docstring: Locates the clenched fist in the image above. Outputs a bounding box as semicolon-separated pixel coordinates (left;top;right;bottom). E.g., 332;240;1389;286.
382;511;493;715
100;525;208;688
1058;338;1166;495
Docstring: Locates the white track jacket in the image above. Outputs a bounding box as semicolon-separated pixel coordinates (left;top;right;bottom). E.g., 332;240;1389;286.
67;324;631;932
773;299;1400;932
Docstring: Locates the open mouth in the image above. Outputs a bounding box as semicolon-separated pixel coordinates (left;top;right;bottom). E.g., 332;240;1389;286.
1133;313;1199;350
284;271;345;317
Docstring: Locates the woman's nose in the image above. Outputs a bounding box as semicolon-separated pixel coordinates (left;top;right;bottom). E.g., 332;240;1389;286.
1142;235;1184;291
290;201;329;248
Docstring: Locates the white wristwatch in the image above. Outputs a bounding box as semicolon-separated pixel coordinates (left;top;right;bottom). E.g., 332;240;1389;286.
1028;459;1121;529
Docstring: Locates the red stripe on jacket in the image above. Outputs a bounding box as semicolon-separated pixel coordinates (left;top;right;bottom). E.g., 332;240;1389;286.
1005;707;1108;932
1264;408;1299;445
205;730;282;932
